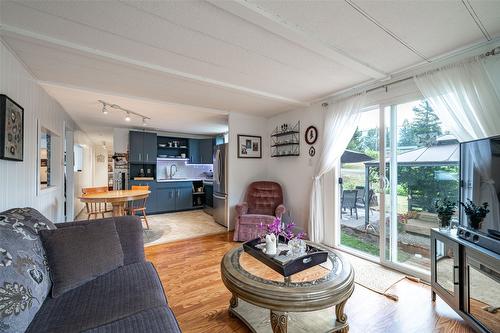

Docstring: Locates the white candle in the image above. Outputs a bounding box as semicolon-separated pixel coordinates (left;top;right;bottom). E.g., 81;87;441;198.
265;234;277;255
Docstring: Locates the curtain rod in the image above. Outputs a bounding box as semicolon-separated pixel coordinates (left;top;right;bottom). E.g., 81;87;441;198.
321;45;500;108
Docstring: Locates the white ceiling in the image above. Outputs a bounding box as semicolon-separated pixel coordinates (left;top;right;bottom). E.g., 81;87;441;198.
40;83;229;145
0;0;499;145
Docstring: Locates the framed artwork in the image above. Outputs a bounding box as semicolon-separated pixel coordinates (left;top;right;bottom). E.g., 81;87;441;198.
305;125;318;145
238;134;262;158
0;95;24;161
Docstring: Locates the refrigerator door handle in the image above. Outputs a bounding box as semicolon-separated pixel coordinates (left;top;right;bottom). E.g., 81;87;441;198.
215;149;221;185
213;194;226;200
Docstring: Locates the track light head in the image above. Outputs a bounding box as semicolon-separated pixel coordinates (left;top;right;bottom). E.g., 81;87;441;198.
102;105;108;115
142;118;147;126
125;112;131;122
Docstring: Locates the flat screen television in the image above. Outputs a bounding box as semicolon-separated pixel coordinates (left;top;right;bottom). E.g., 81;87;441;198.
460;135;500;241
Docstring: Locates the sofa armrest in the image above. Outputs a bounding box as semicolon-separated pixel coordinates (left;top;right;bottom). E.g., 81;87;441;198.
275;204;286;218
236;202;249;217
57;216;145;265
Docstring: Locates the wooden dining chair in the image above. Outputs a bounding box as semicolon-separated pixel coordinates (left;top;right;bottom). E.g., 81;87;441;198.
129;185;150;229
82;186;113;220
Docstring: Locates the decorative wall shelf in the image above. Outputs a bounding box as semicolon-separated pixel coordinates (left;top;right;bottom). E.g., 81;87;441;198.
271;121;300;158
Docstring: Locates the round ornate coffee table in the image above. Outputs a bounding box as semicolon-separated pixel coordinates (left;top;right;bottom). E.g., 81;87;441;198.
221;242;354;333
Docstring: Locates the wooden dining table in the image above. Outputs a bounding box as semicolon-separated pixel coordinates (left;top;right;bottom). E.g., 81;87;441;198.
79;189;150;217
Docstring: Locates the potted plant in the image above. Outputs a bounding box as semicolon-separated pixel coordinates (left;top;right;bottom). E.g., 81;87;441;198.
434;198;456;231
460;199;490;230
258;217;306;254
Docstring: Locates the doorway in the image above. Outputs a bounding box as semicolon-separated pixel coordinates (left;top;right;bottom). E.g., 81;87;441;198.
63;125;74;222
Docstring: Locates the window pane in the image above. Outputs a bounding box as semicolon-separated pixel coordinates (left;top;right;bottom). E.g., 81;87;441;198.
339;108;380;257
393;100;459;271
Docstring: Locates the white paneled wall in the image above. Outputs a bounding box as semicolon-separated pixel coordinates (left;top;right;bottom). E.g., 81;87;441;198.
0;40;77;222
227;113;269;230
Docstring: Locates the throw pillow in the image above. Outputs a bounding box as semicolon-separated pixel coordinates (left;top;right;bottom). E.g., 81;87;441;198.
0;208;56;333
40;218;124;298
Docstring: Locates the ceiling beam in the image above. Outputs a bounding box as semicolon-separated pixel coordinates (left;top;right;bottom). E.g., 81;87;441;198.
207;0;387;80
0;24;309;107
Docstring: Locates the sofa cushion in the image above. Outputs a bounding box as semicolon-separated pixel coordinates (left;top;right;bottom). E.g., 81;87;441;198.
0;208;55;333
82;306;181;333
40;218;124;298
26;261;169;333
56;216;145;265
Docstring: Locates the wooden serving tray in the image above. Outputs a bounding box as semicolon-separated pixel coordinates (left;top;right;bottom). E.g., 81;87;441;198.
242;238;328;277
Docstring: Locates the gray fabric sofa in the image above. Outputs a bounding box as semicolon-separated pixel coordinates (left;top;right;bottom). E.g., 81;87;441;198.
0;208;181;333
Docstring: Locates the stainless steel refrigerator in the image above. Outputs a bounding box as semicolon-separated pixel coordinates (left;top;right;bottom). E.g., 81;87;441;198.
213;143;228;228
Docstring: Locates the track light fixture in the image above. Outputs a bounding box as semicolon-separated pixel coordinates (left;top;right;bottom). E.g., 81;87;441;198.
98;100;150;126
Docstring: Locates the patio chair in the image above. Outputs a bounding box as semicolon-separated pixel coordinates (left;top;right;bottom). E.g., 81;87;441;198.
341;190;358;219
355;186;366;206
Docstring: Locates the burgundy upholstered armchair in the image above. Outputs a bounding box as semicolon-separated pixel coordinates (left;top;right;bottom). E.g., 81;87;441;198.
233;181;286;242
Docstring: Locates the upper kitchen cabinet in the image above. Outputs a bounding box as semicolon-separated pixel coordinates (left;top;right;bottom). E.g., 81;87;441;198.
143;132;157;163
189;138;213;164
129;131;157;164
199;139;214;164
188;139;200;164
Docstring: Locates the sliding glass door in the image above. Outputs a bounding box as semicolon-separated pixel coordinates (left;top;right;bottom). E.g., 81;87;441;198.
339;107;380;258
338;99;459;279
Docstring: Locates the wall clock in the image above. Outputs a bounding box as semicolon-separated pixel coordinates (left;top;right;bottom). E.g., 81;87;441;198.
305;125;318;145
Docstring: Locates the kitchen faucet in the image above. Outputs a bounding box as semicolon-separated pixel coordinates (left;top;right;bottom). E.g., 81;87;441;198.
169;164;177;179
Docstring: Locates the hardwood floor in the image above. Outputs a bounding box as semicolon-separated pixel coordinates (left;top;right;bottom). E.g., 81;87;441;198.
145;232;474;333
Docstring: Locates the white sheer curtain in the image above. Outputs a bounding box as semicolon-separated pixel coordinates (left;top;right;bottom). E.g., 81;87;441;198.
415;56;500;231
414;57;500;141
469;140;500;232
309;94;365;243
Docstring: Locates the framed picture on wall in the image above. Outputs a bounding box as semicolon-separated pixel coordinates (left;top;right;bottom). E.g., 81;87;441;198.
0;95;24;161
238;135;262;158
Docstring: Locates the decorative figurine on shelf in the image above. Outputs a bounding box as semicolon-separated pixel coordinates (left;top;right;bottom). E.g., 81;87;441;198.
460;199;490;230
434;197;456;231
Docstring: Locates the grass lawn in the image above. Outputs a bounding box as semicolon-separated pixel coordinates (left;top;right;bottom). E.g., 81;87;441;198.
341;230;415;263
340;231;379;256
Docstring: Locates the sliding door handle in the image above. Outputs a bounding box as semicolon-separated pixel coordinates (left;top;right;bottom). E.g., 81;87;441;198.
453;266;459;285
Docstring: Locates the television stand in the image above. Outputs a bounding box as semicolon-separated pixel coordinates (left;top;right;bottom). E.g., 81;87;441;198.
431;228;500;333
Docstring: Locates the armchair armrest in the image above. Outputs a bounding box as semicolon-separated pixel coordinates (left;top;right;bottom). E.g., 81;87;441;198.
57;216;145;265
236;202;249;217
275;204;286;218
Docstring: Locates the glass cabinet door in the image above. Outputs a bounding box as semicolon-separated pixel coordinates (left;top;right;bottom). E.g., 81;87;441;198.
432;232;460;308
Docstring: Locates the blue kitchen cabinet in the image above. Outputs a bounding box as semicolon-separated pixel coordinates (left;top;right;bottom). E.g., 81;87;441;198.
129;131;144;163
129;131;157;163
188;139;200;164
156;187;176;212
176;187;193;211
199;139;214;164
155;181;193;212
188;138;213;164
143;132;157;163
